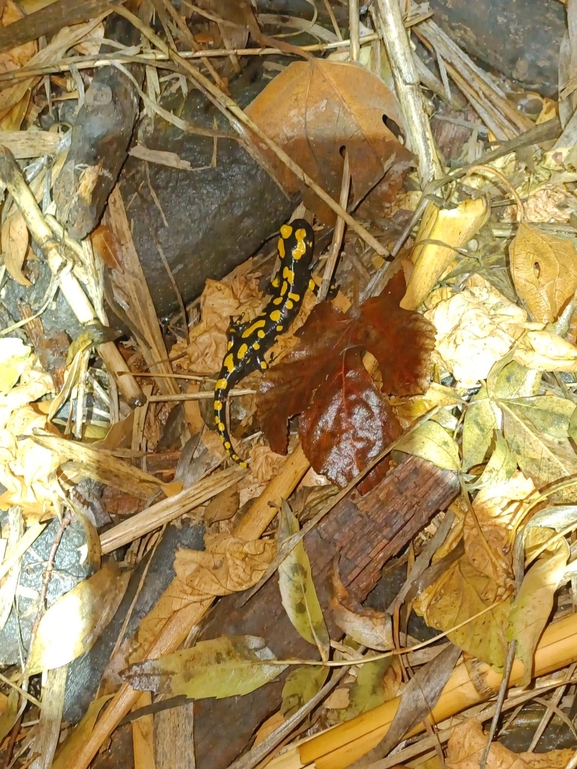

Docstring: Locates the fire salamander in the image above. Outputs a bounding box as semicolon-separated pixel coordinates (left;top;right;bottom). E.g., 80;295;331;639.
214;220;315;467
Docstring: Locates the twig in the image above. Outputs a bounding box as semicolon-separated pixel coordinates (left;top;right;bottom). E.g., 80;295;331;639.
349;0;360;61
0;147;144;407
319;148;351;300
374;0;442;186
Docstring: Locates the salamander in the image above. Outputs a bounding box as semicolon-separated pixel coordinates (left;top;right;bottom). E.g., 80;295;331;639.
214;219;315;467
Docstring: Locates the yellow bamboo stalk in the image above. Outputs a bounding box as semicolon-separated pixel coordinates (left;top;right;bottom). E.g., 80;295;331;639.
266;611;577;769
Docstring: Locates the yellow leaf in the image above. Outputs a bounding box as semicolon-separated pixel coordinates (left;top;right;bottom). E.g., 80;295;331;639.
124;635;286;699
1;211;30;285
282;666;329;718
26;560;130;675
278;500;330;659
502;405;577;503
462;385;500;471
414;556;510;669
508;534;569;685
509;222;577;323
402;196;490;310
396;420;460;472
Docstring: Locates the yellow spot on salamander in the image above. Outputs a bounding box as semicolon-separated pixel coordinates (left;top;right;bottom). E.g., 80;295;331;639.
242;319;266;338
260;360;268;369
223;354;235;373
214;400;223;410
280;224;292;239
289;292;300;301
285;300;294;310
278;238;285;259
283;266;295;283
227;341;233;350
216;378;228;390
257;330;265;339
292;229;308;260
270;310;281;322
237;343;248;359
253;342;261;350
224;441;231;449
273;296;284;305
276;325;283;331
217;422;226;432
308;278;316;291
280;280;288;296
271;276;280;288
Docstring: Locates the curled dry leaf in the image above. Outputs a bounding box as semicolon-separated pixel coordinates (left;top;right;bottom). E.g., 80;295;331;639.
173;534;275;597
26;560;130;675
509;222;577;323
278;500;330;659
246;59;413;225
401;196;490;311
508;530;569;685
447;719;574;769
513;329;577;372
124;635;286;699
329;559;393;651
425;275;528;386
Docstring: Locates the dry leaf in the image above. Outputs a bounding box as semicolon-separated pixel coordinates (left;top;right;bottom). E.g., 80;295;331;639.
124;635;286;699
509;222;577;323
462;385;500;471
425;275;528;386
1;211;30;286
329;560;393;651
174;534;275;597
402;197;490;311
514;329;577;371
27;560;130;675
246;59;412;224
278;500;330;659
0;2;37;74
203;484;239;524
447;719;574;769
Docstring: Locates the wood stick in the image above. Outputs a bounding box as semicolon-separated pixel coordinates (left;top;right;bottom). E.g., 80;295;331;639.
266;611;577;769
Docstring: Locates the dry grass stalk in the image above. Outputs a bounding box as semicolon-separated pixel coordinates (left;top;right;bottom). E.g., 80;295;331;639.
266;612;577;769
100;464;246;554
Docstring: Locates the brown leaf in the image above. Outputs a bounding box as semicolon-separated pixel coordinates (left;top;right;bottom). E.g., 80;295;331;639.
257;271;435;487
300;348;402;488
245;59;413;224
174;534;275;596
204;484;239;523
509;222;577;323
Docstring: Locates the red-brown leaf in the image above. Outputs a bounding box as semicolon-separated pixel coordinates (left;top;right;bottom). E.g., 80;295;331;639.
256;272;436;487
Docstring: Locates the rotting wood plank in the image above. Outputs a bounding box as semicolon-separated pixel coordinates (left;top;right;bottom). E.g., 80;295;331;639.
193;455;460;769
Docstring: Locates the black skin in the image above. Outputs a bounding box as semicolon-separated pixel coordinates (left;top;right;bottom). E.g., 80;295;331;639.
213;219;315;467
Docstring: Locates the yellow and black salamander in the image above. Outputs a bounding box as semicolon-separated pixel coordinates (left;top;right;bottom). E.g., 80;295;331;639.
214;219;315;467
